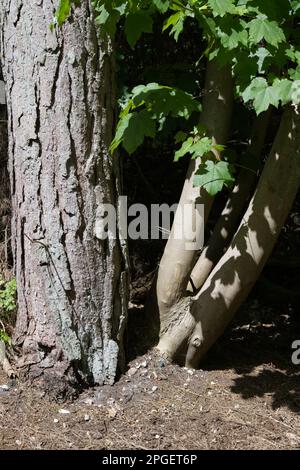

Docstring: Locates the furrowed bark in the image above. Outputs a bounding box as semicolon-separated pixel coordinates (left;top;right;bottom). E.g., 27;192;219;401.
156;60;233;328
189;110;271;292
0;74;10;276
158;106;300;365
0;1;128;392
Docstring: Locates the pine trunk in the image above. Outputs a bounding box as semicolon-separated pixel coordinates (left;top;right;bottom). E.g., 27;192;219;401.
0;1;128;393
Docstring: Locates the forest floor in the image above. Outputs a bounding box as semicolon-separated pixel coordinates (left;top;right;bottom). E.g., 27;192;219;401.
1;296;300;450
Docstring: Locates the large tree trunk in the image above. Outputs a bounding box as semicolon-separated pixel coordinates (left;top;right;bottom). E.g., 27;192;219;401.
158;106;300;365
0;1;128;392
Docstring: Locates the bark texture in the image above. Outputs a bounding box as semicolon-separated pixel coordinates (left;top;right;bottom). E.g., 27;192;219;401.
158;107;300;365
0;76;10;276
0;1;128;391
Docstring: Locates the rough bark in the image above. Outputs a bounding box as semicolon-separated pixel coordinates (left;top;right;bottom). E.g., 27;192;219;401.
0;1;128;392
155;61;233;328
0;73;10;276
158;107;300;365
189;110;270;292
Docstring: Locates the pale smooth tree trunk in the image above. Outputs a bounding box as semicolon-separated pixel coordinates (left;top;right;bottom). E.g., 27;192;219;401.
0;1;128;392
158;106;300;365
155;61;233;328
189;110;271;292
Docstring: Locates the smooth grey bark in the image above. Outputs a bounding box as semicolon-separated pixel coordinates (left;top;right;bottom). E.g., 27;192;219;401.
0;1;128;391
155;62;233;328
188;110;271;292
158;106;300;365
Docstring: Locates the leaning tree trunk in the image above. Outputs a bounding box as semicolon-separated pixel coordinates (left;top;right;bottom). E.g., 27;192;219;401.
154;61;233;325
158;106;300;365
0;1;128;392
188;110;271;292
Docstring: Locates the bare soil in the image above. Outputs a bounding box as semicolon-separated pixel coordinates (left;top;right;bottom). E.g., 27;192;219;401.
1;297;299;451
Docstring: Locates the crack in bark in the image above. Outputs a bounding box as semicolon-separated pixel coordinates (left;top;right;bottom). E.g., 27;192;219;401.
13;3;23;27
49;41;64;110
66;71;86;241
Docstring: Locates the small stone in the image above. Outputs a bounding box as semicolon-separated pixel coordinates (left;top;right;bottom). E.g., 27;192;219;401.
123;390;134;403
58;409;70;414
187;369;194;376
53;418;59;423
84;414;91;422
84;398;94;406
149;385;158;394
108;407;118;419
15;440;22;446
157;358;166;368
127;367;137;377
141;361;148;368
0;384;9;391
286;432;300;448
155;435;160;439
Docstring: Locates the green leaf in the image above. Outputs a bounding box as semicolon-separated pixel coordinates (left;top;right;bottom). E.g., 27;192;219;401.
255;47;271;73
248;17;285;48
55;0;71;26
125;12;153;48
242;77;280;114
194;160;235;196
94;5;120;36
0;330;11;345
111;110;156;154
190;137;214;159
219;28;248;50
163;11;185;41
272;78;293;105
130;83;201;119
290;1;300;13
174;136;213;161
174;137;194;161
153;0;170;13
111;113;132;152
291;80;300;104
208;0;235;17
175;131;187;144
